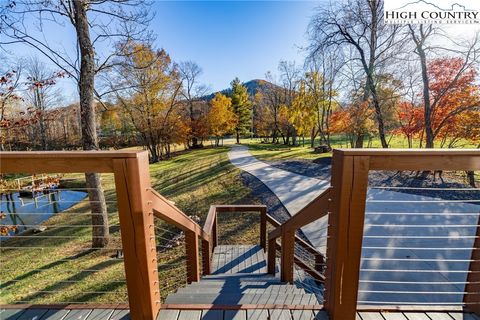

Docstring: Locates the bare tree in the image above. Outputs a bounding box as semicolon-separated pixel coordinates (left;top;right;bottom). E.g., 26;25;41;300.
24;57;63;150
309;0;406;148
305;46;343;148
178;61;208;148
0;0;152;248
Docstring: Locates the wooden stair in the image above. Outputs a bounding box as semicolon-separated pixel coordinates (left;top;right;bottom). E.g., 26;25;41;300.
164;245;321;306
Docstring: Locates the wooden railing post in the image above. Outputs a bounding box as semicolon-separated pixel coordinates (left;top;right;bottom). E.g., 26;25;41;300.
113;152;160;320
212;214;218;248
201;238;212;275
260;207;267;251
280;230;295;283
464;216;480;315
324;152;370;320
268;237;277;275
185;230;200;283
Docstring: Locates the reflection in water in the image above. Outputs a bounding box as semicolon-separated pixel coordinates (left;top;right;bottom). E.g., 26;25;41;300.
0;191;87;236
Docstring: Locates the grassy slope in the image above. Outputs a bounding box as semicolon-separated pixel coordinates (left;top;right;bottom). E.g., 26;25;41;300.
0;146;262;304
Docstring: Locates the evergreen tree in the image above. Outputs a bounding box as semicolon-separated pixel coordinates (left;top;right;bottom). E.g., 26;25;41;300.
229;78;252;143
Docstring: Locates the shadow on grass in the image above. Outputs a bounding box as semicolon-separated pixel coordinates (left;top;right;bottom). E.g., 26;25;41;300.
18;258;123;303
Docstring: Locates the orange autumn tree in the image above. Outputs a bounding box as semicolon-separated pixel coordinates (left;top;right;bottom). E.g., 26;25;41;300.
395;101;424;148
330;101;376;148
426;57;480;147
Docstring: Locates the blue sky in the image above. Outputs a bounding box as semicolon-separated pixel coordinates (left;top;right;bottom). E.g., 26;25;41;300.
1;1;320;103
151;1;319;91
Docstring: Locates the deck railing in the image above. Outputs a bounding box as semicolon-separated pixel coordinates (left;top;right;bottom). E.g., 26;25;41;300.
1;149;479;320
201;205;267;275
270;149;479;320
0;151;207;319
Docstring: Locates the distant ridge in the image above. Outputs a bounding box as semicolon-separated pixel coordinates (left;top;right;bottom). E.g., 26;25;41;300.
202;79;276;101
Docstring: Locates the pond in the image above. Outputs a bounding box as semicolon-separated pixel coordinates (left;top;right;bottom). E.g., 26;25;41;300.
0;190;88;236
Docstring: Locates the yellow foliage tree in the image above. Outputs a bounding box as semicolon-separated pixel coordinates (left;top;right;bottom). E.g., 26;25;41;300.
113;41;183;161
289;81;317;146
207;93;236;146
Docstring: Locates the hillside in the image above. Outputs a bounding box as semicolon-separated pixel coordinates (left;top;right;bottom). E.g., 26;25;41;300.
203;79;277;100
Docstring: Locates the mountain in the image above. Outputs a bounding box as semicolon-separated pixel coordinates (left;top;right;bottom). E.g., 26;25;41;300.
202;79;276;101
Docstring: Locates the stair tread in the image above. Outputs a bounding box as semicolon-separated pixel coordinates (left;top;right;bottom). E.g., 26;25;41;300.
165;293;320;305
164;244;321;306
177;287;304;294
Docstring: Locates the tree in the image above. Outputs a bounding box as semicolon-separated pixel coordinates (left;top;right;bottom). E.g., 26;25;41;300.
395;101;423;148
207;93;236;146
408;25;480;148
24;57;64;150
330;101;377;148
309;0;406;148
260;73;284;143
229;78;252;144
1;0;152;248
113;42;183;162
289;81;316;146
178;61;208;148
426;57;480;146
0;66;23;150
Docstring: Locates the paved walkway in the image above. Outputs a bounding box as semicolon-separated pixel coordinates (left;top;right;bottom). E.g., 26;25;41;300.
228;145;330;215
228;145;331;247
228;144;480;305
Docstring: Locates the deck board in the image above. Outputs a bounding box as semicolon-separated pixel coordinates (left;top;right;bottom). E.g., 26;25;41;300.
1;308;479;320
224;310;247;320
39;309;71;320
402;313;431;320
63;309;92;320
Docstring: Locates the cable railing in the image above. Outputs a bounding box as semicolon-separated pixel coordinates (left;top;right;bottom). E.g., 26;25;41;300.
358;180;480;307
323;149;480;320
267;188;331;284
1;149;479;320
0;151;207;319
0;174;129;306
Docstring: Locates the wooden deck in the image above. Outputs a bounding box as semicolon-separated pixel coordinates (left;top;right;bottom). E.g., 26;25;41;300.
3;246;479;319
2;307;480;320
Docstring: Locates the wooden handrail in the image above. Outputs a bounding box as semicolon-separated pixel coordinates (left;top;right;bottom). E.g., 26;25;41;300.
0;151;161;320
324;149;480;320
150;189;209;241
267;187;332;282
149;188;211;283
269;188;332;237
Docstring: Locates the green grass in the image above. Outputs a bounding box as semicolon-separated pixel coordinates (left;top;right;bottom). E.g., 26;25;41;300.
243;134;478;162
0;146;262;304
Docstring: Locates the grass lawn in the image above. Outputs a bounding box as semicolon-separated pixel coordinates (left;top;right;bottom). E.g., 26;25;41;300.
243;135;479;162
0;146;262;304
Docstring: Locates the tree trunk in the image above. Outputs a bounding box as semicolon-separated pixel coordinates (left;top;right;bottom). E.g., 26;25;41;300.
355;134;364;148
466;171;476;188
73;0;109;248
365;0;388;149
418;46;434;148
310;128;316;148
236;129;240;144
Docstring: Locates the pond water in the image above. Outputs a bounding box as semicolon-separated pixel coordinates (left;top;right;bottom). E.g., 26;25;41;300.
0;190;88;236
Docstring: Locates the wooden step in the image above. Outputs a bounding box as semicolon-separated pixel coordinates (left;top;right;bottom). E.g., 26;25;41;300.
165;293;320;305
176;285;304;294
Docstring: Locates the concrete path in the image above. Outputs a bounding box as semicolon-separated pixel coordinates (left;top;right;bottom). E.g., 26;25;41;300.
228;145;330;215
228;144;480;305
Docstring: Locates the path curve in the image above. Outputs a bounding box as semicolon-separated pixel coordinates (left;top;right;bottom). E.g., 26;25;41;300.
228;144;330;216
